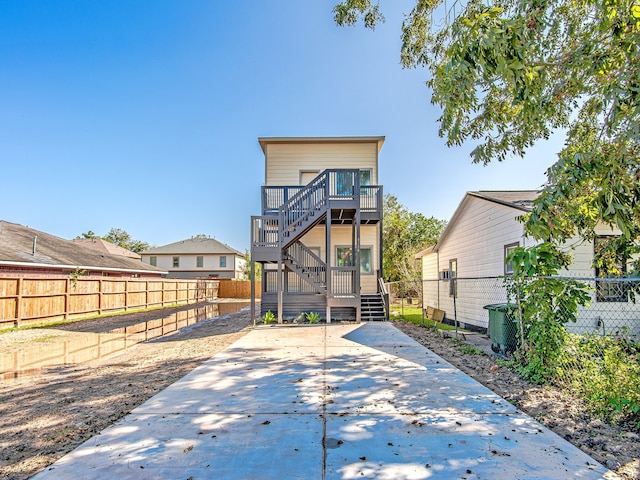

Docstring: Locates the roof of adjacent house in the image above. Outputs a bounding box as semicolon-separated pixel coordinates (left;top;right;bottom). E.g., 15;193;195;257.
416;190;541;258
0;221;166;274
468;190;540;212
141;236;244;257
72;238;141;259
258;136;386;154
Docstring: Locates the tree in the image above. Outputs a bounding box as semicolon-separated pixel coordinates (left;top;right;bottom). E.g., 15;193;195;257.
383;194;446;296
76;230;99;240
335;0;640;272
77;228;151;253
243;250;262;281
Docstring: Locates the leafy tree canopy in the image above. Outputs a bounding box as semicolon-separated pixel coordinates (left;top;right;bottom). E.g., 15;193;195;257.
76;228;151;253
383;194;446;292
335;0;640;272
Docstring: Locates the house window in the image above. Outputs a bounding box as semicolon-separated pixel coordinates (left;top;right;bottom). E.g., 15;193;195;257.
196;256;204;268
220;256;227;268
336;246;372;274
336;170;372;196
504;242;519;275
449;259;457;296
172;256;180;268
300;170;320;185
150;256;157;267
595;236;627;302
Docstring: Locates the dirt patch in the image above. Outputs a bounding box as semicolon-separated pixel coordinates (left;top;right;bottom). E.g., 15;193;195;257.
393;320;640;480
0;312;638;479
0;302;253;480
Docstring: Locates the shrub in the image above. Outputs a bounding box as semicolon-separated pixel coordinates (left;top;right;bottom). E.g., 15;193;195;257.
262;310;276;324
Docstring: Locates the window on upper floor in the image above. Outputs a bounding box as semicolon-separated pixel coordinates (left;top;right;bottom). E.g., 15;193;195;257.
300;170;320;185
150;256;157;267
220;256;227;268
172;256;179;268
197;256;204;268
359;169;371;186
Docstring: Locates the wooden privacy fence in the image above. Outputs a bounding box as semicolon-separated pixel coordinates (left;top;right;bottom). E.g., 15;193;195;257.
0;277;219;329
218;279;261;299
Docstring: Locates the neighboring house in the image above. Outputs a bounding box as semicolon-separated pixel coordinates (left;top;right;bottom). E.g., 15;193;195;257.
72;238;141;259
250;136;386;322
417;191;639;336
0;221;166;278
141;236;246;279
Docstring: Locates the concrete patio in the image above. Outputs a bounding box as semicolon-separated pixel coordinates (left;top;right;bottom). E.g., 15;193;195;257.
33;322;618;479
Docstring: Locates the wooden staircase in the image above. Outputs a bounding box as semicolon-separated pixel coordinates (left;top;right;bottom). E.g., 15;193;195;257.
361;294;387;321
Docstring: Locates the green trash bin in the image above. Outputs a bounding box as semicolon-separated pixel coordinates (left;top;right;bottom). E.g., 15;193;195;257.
483;303;518;355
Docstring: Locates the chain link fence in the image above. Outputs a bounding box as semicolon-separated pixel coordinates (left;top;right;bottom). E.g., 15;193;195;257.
389;276;640;421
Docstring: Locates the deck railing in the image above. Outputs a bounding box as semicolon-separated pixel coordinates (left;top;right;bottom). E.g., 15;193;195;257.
284;241;326;289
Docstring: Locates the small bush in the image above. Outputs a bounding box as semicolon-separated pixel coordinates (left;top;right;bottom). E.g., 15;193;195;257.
262;310;276;324
306;311;320;324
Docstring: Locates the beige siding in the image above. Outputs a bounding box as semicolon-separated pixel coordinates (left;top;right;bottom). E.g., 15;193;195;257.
265;143;378;186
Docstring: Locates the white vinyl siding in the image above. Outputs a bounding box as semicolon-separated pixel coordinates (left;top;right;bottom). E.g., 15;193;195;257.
425;196;530;328
265;142;378;186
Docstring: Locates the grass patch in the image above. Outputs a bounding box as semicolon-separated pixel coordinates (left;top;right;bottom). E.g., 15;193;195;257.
390;305;458;331
451;338;484;355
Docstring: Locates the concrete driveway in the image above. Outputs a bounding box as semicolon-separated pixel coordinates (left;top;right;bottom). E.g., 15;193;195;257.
33;322;618;479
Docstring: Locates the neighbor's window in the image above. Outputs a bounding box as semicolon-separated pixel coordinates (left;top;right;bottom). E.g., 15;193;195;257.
595;236;627;302
504;242;519;275
150;256;157;267
448;258;457;296
220;256;227;268
172;256;180;268
336;246;372;273
196;256;204;268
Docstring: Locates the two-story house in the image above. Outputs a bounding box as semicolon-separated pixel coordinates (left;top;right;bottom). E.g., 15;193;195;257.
141;236;246;279
250;136;387;323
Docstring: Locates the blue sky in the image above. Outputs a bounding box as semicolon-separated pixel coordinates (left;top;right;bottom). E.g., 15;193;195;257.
0;1;563;252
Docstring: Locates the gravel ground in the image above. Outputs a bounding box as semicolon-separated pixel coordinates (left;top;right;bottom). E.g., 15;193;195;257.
0;307;638;479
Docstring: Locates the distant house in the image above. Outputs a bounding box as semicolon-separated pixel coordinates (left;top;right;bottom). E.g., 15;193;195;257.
417;191;639;336
72;238;141;259
0;221;166;278
141;236;246;279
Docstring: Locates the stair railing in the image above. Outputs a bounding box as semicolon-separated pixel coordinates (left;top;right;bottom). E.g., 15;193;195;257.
278;171;329;245
283;241;327;292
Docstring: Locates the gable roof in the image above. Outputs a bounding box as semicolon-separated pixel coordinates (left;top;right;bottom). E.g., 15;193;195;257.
141;237;244;256
467;190;540;212
72;238;141;259
258;136;386;154
417;190;540;257
0;221;165;274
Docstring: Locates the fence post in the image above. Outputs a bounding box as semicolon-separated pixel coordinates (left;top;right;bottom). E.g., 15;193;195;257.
64;278;70;320
98;278;103;315
15;277;22;328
